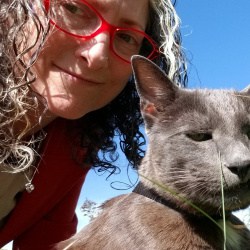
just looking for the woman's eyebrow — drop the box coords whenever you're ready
[119,18,146,30]
[90,0,112,12]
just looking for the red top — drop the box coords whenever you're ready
[0,119,90,249]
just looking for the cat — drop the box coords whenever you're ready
[56,56,250,250]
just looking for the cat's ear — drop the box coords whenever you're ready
[132,56,178,125]
[241,84,250,94]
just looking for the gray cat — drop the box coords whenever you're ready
[56,56,250,250]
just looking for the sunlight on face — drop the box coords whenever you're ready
[29,0,149,120]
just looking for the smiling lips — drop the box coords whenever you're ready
[54,64,103,85]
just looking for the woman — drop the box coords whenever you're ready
[0,0,187,249]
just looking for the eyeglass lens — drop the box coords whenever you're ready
[49,0,155,62]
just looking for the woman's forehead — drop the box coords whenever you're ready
[87,0,149,30]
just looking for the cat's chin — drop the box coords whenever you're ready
[223,181,250,211]
[248,180,250,188]
[240,179,250,190]
[227,179,250,194]
[185,181,250,215]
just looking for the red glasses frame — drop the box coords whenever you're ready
[43,0,159,63]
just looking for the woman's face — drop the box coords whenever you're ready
[30,0,149,120]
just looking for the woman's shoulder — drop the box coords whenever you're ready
[0,169,26,225]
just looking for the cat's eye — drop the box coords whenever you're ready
[186,133,212,142]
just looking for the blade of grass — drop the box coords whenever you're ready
[218,151,226,250]
[139,173,224,232]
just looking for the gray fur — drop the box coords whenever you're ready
[56,56,250,250]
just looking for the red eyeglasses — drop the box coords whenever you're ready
[44,0,159,63]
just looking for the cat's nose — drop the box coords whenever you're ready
[227,160,250,180]
[222,140,250,181]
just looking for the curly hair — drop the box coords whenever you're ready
[0,0,187,174]
[0,0,50,173]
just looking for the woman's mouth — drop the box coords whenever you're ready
[53,64,102,85]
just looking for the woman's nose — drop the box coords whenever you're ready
[76,33,110,70]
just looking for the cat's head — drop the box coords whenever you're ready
[132,56,250,215]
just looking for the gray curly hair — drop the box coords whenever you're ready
[0,0,186,173]
[150,0,186,82]
[0,0,49,172]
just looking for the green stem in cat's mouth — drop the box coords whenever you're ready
[139,173,224,232]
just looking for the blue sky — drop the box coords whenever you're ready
[76,0,250,230]
[176,0,250,90]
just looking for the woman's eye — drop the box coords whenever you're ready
[117,33,138,45]
[63,3,80,14]
[186,133,212,142]
[62,2,90,17]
